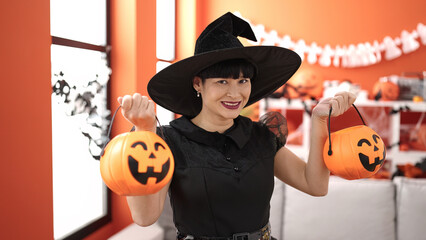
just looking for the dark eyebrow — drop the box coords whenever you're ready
[357,139,371,147]
[155,142,165,151]
[131,141,147,150]
[372,134,380,143]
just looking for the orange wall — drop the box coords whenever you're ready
[0,0,157,239]
[85,0,158,239]
[0,0,53,239]
[196,0,426,93]
[1,1,424,239]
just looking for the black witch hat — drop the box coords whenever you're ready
[148,12,301,117]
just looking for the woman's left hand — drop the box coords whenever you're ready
[312,91,357,121]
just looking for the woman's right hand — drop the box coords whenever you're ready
[117,93,157,132]
[117,94,170,226]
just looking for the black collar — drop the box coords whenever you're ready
[170,115,253,149]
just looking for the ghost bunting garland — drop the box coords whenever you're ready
[235,12,425,68]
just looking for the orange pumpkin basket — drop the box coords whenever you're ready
[100,106,174,196]
[323,104,386,180]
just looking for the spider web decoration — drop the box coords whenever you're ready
[51,47,111,161]
[51,45,112,239]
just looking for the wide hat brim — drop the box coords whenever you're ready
[148,45,301,117]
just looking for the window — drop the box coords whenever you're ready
[156,0,176,123]
[50,1,111,239]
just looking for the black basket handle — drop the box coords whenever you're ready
[327,104,366,156]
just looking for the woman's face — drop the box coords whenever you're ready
[194,75,251,121]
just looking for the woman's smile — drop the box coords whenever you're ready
[221,101,241,110]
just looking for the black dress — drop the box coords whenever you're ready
[159,115,283,237]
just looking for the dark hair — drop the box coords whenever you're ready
[196,59,256,82]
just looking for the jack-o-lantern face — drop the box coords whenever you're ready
[357,134,386,172]
[128,140,171,184]
[100,131,174,196]
[285,69,323,100]
[373,81,399,101]
[323,125,386,180]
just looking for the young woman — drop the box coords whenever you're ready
[117,12,356,240]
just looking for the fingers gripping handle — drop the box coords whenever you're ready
[100,106,165,157]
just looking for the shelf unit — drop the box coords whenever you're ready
[259,98,426,171]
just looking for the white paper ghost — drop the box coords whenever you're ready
[262,30,279,46]
[346,44,358,68]
[279,35,294,49]
[294,39,307,61]
[356,43,370,67]
[341,46,349,68]
[383,36,402,60]
[401,30,420,54]
[364,42,377,65]
[319,44,333,67]
[250,24,266,45]
[373,41,382,63]
[417,23,426,45]
[307,42,321,64]
[333,45,344,67]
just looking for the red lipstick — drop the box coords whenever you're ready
[221,101,241,110]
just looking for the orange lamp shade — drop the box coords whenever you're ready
[100,131,174,196]
[323,125,386,180]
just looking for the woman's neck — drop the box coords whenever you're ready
[190,114,234,133]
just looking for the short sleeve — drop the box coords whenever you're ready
[259,111,288,151]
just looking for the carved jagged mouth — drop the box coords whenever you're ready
[128,156,170,184]
[359,150,385,172]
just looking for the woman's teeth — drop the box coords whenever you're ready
[223,102,238,106]
[222,101,240,109]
